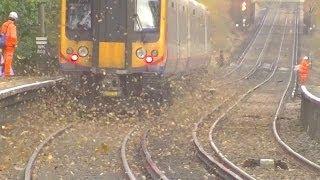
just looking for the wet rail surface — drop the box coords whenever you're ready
[0,78,69,179]
[2,2,319,180]
[194,4,290,178]
[120,2,320,180]
[198,3,319,179]
[22,97,160,179]
[119,6,274,180]
[0,79,149,179]
[119,2,286,179]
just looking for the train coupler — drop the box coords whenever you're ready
[100,75,122,97]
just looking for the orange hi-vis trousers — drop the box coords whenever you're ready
[299,73,308,85]
[3,47,15,77]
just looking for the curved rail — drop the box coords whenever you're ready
[223,8,270,79]
[141,131,169,180]
[121,129,137,180]
[24,124,73,180]
[207,17,288,179]
[221,7,280,87]
[192,120,242,179]
[272,11,320,173]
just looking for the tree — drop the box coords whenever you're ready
[0,0,60,73]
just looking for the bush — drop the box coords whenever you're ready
[0,0,60,74]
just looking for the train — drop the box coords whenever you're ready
[59,0,212,98]
[230,0,255,30]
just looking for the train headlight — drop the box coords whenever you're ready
[78,46,89,57]
[151,50,159,57]
[66,48,73,55]
[136,48,147,59]
[71,54,79,61]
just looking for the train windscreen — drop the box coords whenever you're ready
[134,0,160,32]
[66,0,92,40]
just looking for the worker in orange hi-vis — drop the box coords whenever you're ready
[294,56,312,85]
[0,12,18,78]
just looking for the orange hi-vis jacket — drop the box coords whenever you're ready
[1,20,17,77]
[298,59,311,84]
[1,20,17,48]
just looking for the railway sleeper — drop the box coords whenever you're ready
[243,158,288,170]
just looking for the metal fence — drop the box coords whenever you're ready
[300,86,320,140]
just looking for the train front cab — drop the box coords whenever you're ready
[230,0,255,30]
[59,0,167,96]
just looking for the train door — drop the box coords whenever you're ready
[176,1,189,73]
[164,0,179,75]
[175,0,181,73]
[92,0,127,70]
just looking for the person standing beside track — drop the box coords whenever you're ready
[295,56,312,85]
[217,50,225,67]
[0,12,18,78]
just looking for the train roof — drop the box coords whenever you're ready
[189,0,207,10]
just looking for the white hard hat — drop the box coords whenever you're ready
[9,12,18,20]
[303,56,310,60]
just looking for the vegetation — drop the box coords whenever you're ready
[198,0,234,51]
[0,0,60,74]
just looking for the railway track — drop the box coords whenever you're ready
[119,4,286,180]
[272,6,320,173]
[0,77,79,179]
[193,8,289,178]
[0,77,128,179]
[23,120,140,179]
[193,3,319,179]
[121,127,169,180]
[221,6,280,87]
[24,124,73,180]
[21,93,163,179]
[222,7,270,79]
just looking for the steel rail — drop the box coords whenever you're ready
[223,1,281,80]
[141,131,169,180]
[219,4,281,88]
[192,93,242,179]
[24,124,73,180]
[121,129,137,180]
[222,7,270,78]
[208,17,289,179]
[121,93,235,180]
[272,9,320,173]
[291,6,300,98]
[192,120,242,180]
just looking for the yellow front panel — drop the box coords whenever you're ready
[60,0,92,67]
[60,41,93,66]
[131,0,167,68]
[99,42,125,69]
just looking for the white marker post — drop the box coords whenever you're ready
[35,37,47,55]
